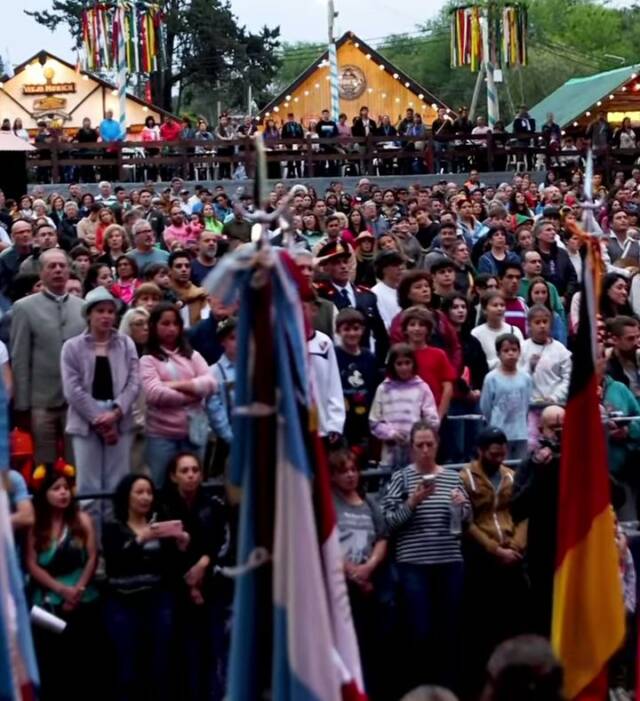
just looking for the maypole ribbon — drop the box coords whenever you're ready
[79,1,165,76]
[450,3,527,71]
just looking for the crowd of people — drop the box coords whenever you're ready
[3,166,640,700]
[23,103,640,183]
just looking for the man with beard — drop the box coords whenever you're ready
[190,231,219,286]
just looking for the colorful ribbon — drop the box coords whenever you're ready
[80,2,165,75]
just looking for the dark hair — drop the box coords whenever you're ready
[10,273,41,302]
[115,254,138,278]
[501,261,523,277]
[527,303,552,322]
[347,208,366,235]
[608,314,639,337]
[113,474,156,524]
[475,273,499,291]
[387,343,416,380]
[144,262,170,281]
[69,244,91,260]
[525,276,552,311]
[145,302,193,360]
[168,250,192,269]
[440,292,467,315]
[374,251,404,279]
[32,470,84,553]
[476,427,508,448]
[83,263,111,296]
[600,272,633,319]
[495,332,520,353]
[335,308,366,329]
[397,269,433,310]
[164,451,203,494]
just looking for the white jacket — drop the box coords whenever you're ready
[518,338,572,405]
[308,331,345,436]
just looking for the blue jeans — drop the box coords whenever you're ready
[145,435,205,487]
[104,590,174,701]
[396,561,464,692]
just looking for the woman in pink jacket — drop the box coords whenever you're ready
[140,303,216,485]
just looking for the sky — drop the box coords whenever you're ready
[2,0,449,67]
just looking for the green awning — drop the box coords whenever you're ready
[528,64,640,128]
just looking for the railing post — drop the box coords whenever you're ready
[306,134,314,178]
[486,133,494,172]
[427,132,434,174]
[51,142,60,184]
[117,142,125,183]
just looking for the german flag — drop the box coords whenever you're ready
[551,236,625,700]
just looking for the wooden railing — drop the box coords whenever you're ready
[25,132,630,184]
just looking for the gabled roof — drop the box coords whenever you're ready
[10,50,177,119]
[529,64,640,129]
[259,30,450,118]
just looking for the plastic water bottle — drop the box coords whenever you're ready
[450,491,463,537]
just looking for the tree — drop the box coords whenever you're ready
[25,0,281,113]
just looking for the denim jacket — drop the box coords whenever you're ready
[206,354,235,443]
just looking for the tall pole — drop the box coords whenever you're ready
[117,4,127,138]
[469,65,485,121]
[482,5,500,128]
[327,0,340,123]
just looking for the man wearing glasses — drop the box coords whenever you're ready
[126,219,169,276]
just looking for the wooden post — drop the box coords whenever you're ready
[51,141,60,184]
[117,142,125,183]
[306,134,314,178]
[486,132,494,172]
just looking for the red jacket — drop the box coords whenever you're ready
[160,121,182,141]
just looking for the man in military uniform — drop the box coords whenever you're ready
[315,240,389,365]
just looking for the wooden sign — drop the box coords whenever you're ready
[23,83,76,95]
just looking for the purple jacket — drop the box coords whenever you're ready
[61,330,141,436]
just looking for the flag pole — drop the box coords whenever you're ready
[117,3,127,139]
[327,0,340,124]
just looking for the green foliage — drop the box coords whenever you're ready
[25,0,281,113]
[272,0,640,124]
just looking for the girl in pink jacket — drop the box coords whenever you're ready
[140,303,215,485]
[369,343,440,470]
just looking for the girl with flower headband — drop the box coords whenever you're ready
[25,460,100,701]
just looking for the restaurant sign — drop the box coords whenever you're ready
[23,83,76,95]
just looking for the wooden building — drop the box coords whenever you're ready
[259,31,451,127]
[0,50,173,136]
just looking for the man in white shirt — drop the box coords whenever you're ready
[371,251,405,330]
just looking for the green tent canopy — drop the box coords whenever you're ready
[528,64,640,129]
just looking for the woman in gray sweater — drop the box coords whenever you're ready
[61,287,140,534]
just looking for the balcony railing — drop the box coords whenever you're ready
[25,132,629,184]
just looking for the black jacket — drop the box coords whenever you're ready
[535,242,577,299]
[513,116,536,136]
[606,352,640,393]
[351,117,377,138]
[281,121,304,140]
[317,281,389,366]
